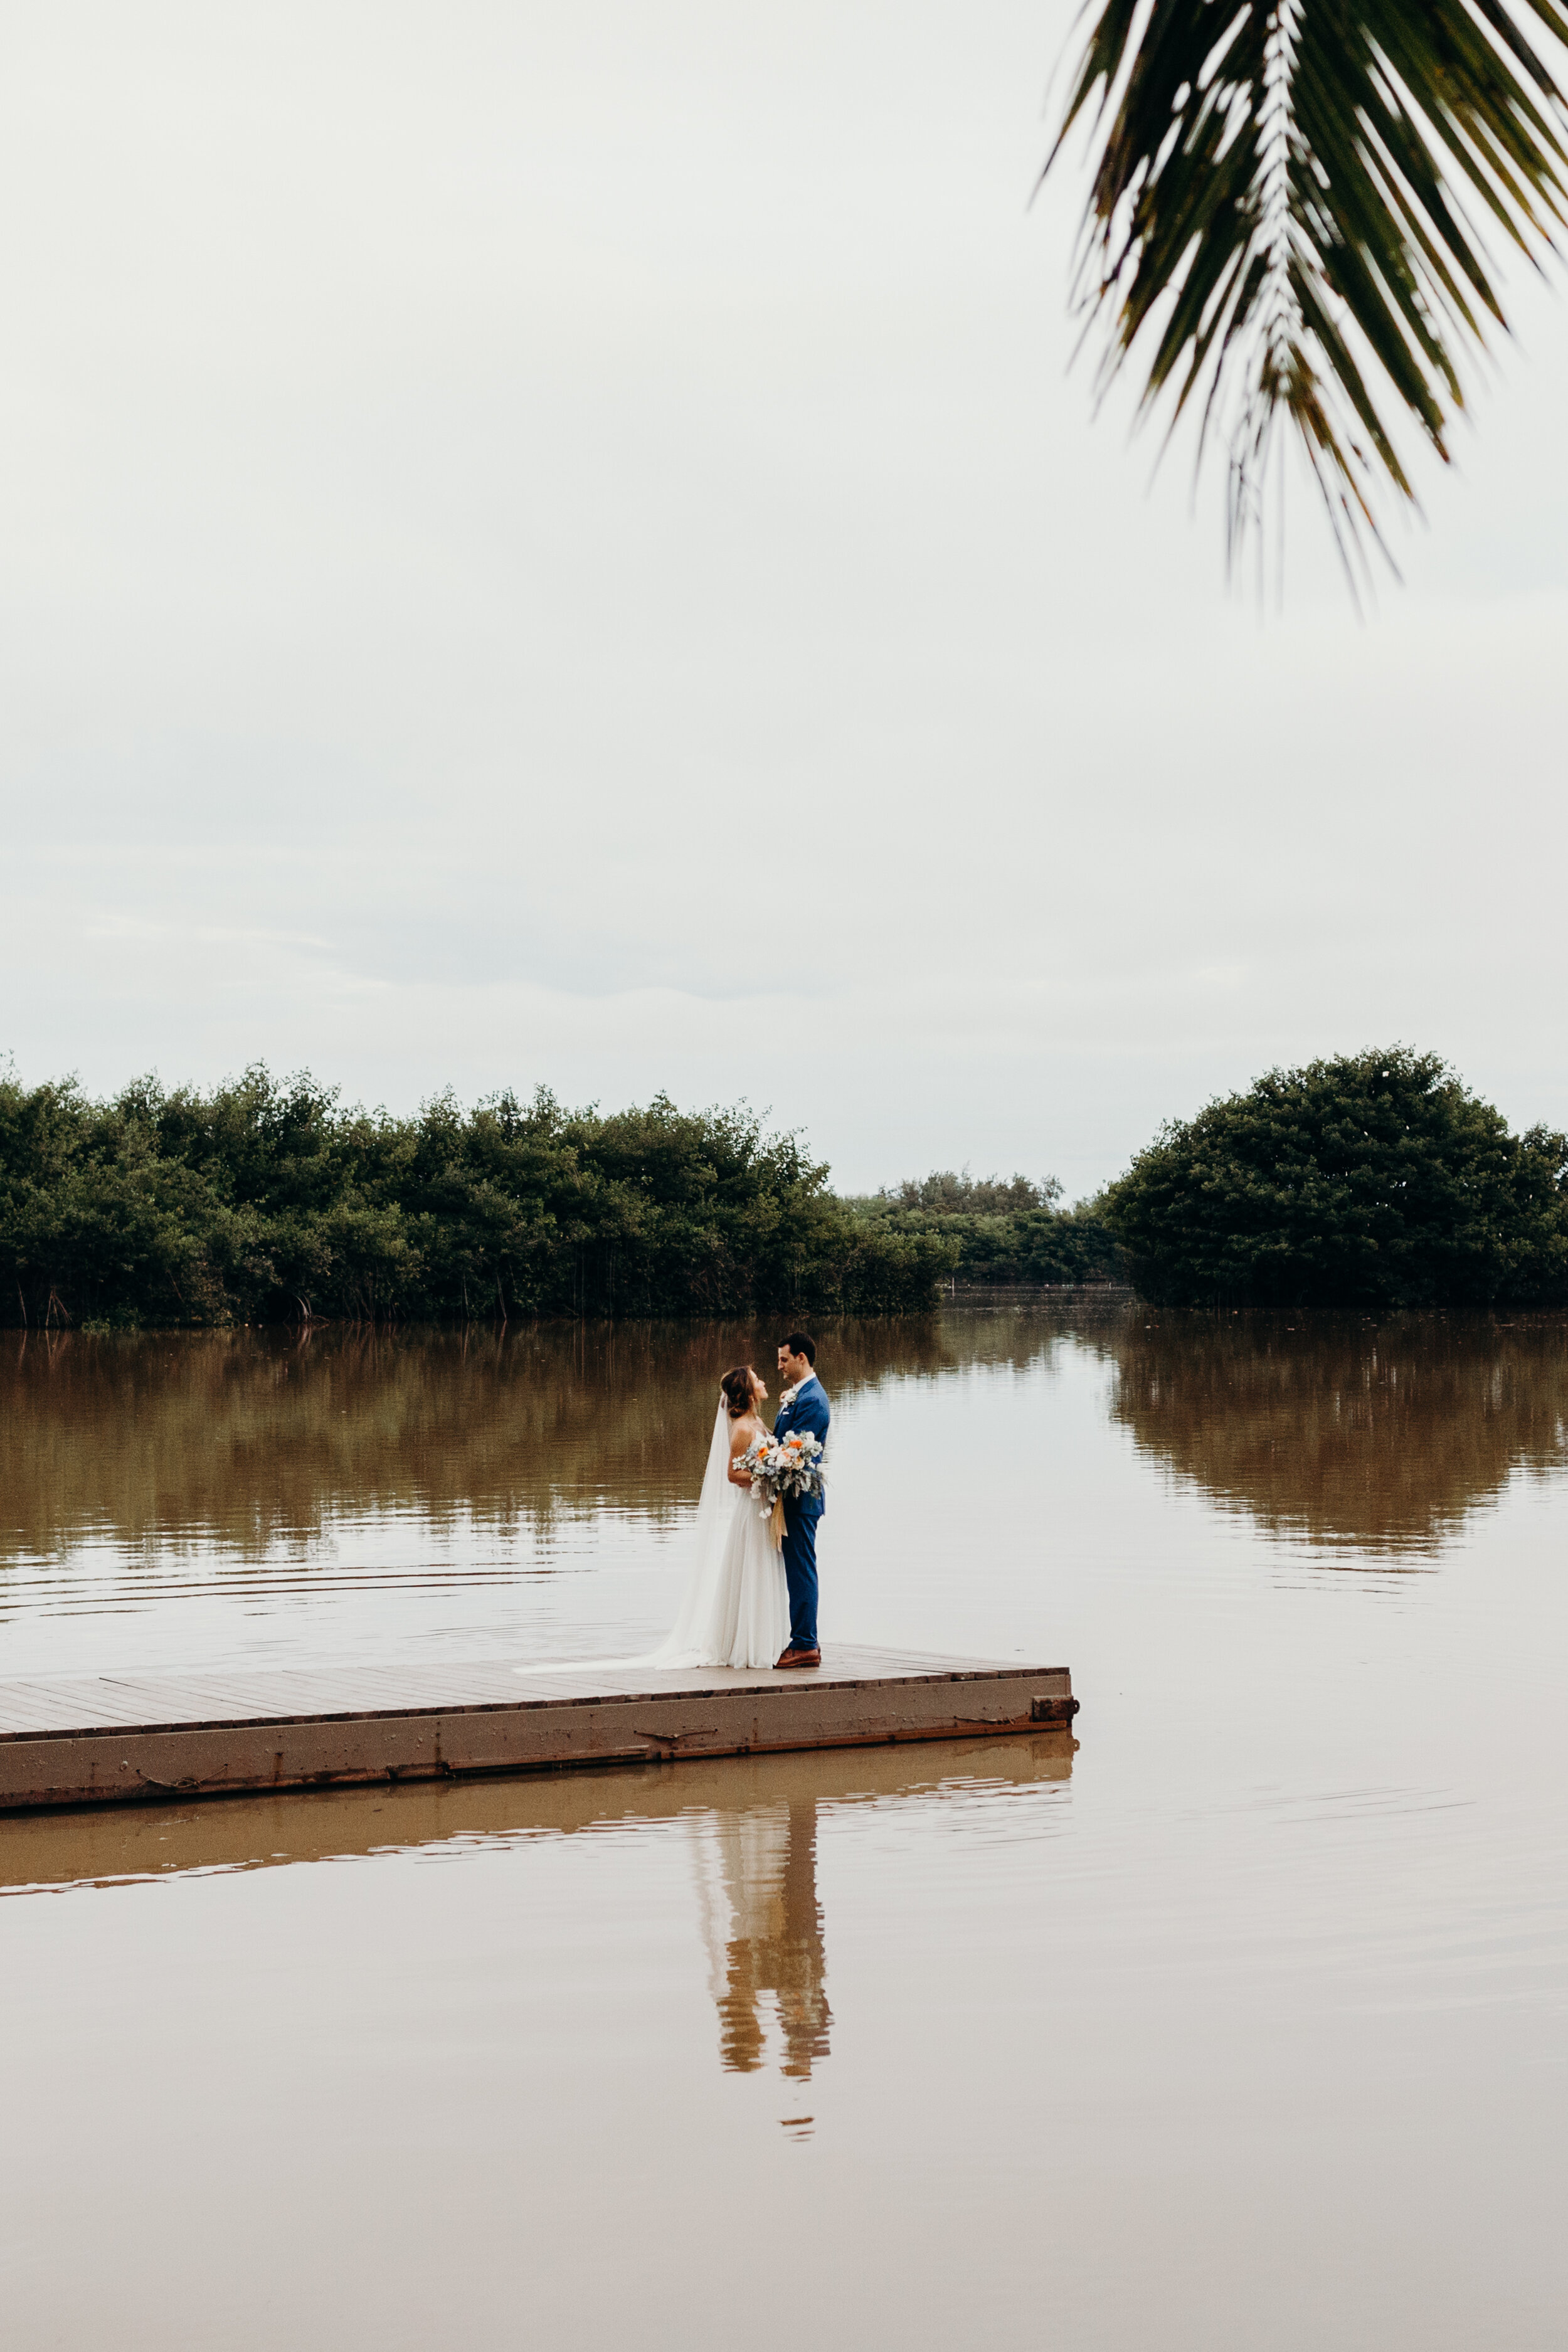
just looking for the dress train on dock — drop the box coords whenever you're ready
[522,1404,788,1677]
[648,1405,788,1670]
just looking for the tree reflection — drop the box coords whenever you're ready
[1100,1312,1568,1552]
[0,1312,1074,1561]
[11,1300,1560,1567]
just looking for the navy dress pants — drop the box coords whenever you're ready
[780,1503,821,1652]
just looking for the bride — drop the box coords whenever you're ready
[649,1365,790,1671]
[524,1363,790,1679]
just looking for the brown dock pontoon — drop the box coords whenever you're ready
[0,1647,1079,1813]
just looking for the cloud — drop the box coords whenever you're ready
[2,1,1565,1196]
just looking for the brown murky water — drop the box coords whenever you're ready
[3,1304,1567,2349]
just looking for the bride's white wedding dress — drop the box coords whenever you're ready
[526,1403,788,1677]
[649,1406,789,1671]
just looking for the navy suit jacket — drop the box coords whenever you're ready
[773,1376,829,1518]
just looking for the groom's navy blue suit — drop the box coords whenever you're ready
[773,1374,829,1653]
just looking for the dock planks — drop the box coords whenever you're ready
[0,1648,1079,1813]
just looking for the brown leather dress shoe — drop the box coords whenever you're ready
[775,1646,822,1669]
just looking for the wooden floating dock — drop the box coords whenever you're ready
[0,1648,1079,1813]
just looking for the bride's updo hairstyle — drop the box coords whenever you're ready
[719,1366,755,1419]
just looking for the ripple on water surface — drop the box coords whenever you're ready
[3,1308,1568,2349]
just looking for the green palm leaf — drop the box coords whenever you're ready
[1043,0,1568,580]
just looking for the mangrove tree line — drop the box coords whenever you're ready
[0,1066,968,1327]
[1100,1048,1568,1308]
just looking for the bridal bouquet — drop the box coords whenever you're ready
[739,1430,825,1549]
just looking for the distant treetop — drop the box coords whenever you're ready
[879,1168,1063,1218]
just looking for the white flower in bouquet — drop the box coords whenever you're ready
[738,1429,826,1545]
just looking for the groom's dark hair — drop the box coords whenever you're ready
[781,1330,816,1365]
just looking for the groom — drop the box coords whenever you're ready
[773,1331,829,1669]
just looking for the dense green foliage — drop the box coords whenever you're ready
[845,1168,1124,1288]
[1102,1049,1568,1308]
[18,1044,1550,1325]
[0,1068,958,1328]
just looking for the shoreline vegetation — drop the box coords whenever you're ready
[1103,1049,1568,1311]
[4,1047,1564,1329]
[0,1065,1118,1330]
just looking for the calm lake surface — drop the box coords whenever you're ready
[4,1302,1566,2349]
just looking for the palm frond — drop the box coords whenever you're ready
[1042,0,1568,583]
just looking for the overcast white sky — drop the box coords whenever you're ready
[3,1,1565,1199]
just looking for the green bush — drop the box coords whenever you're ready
[0,1067,958,1327]
[1101,1047,1568,1308]
[844,1166,1124,1287]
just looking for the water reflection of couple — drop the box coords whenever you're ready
[693,1796,831,2080]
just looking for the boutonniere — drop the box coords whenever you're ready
[780,1384,800,1407]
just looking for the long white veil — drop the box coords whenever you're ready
[645,1403,736,1668]
[525,1401,738,1674]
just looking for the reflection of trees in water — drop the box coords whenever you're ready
[696,1800,831,2080]
[0,1309,1094,1561]
[1098,1313,1568,1552]
[18,1299,1559,1564]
